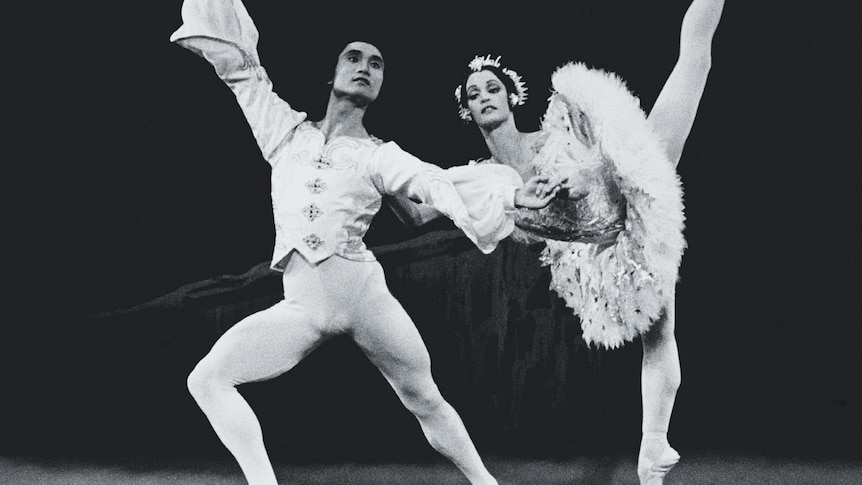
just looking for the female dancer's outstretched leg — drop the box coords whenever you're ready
[648,0,725,168]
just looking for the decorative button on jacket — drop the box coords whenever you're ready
[302,234,324,251]
[305,178,327,194]
[301,204,323,222]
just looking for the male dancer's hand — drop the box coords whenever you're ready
[515,174,562,209]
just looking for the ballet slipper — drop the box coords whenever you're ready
[637,446,680,485]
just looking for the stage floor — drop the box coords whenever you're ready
[2,453,860,484]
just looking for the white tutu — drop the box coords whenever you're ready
[532,62,686,349]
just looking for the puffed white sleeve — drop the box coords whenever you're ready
[369,142,523,254]
[170,0,307,165]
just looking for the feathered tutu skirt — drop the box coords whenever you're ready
[517,62,686,349]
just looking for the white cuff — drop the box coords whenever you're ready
[504,185,518,212]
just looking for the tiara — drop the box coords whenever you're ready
[454,55,529,121]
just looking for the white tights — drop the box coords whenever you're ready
[639,0,724,474]
[187,254,496,485]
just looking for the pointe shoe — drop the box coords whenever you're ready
[637,446,680,485]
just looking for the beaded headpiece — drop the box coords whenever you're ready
[454,55,529,121]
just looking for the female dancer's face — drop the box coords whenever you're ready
[465,70,511,127]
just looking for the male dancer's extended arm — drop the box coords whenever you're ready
[170,0,306,164]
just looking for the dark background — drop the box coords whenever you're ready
[4,0,860,469]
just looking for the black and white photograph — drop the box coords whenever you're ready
[4,1,860,483]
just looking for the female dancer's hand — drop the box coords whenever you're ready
[556,167,593,200]
[515,174,562,209]
[553,139,601,200]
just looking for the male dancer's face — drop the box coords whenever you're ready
[331,41,384,105]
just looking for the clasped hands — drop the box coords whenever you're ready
[514,171,589,209]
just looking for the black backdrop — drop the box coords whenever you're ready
[4,0,860,465]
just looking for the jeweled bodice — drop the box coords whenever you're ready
[510,130,626,244]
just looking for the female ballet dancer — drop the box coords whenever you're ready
[451,1,725,483]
